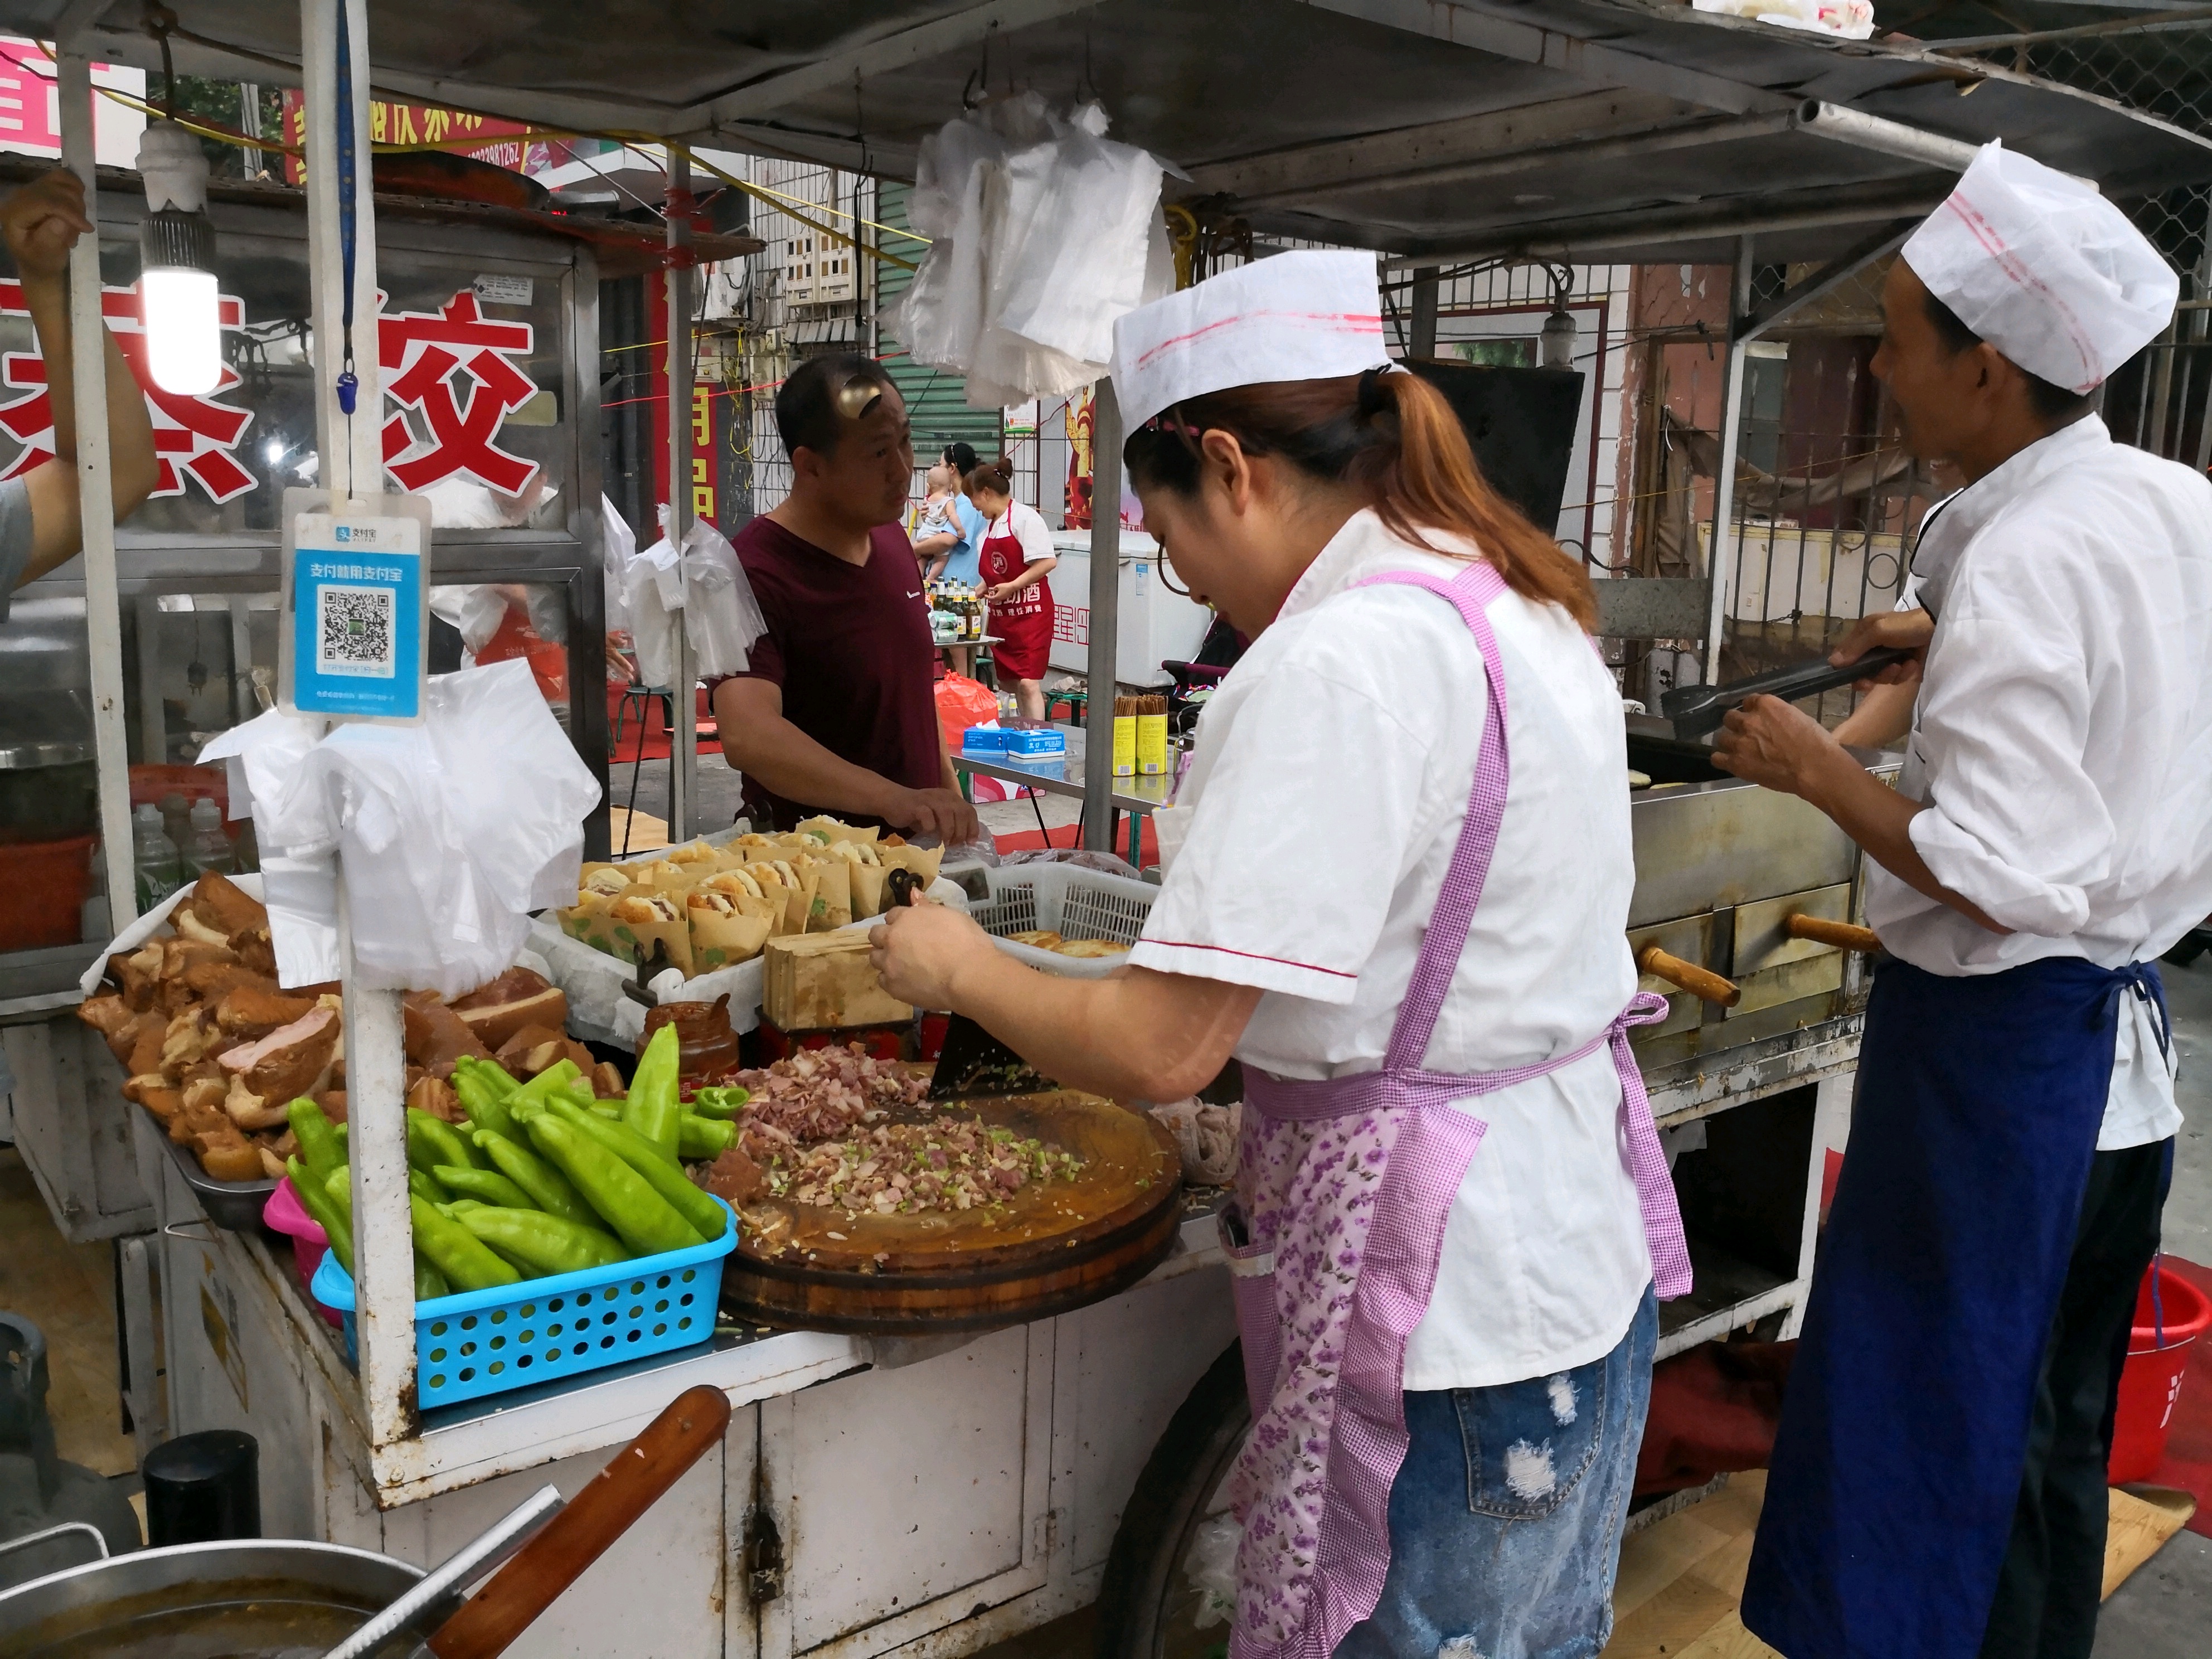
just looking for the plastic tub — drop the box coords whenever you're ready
[311,1196,738,1410]
[2107,1260,2212,1483]
[0,834,94,951]
[969,862,1156,979]
[261,1180,342,1328]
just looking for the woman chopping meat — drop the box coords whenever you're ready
[964,457,1058,721]
[872,250,1687,1657]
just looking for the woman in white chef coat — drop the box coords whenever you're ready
[873,250,1688,1657]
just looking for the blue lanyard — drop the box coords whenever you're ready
[333,1,360,420]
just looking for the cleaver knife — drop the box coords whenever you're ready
[883,867,1057,1100]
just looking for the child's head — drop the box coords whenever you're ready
[925,462,955,495]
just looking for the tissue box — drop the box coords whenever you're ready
[1002,729,1066,756]
[962,726,1009,754]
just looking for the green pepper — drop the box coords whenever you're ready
[287,1154,353,1277]
[407,1107,486,1174]
[510,1059,582,1112]
[623,1023,682,1160]
[464,1055,523,1097]
[678,1114,736,1161]
[454,1205,629,1276]
[333,1122,348,1154]
[287,1098,346,1185]
[409,1194,521,1291]
[687,1085,749,1120]
[415,1257,451,1301]
[523,1114,704,1257]
[474,1129,598,1228]
[452,1061,518,1142]
[547,1099,728,1242]
[591,1103,622,1120]
[408,1166,454,1206]
[433,1164,536,1210]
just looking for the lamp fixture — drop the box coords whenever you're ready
[136,119,221,395]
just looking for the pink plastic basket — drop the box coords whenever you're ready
[263,1178,342,1328]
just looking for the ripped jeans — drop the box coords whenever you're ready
[1337,1288,1658,1659]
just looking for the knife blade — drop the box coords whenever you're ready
[882,867,1057,1101]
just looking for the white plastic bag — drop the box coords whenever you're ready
[621,526,685,689]
[601,493,637,637]
[632,508,768,680]
[1184,1513,1240,1629]
[886,95,1170,407]
[233,661,601,997]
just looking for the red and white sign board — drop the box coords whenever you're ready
[0,38,147,168]
[0,282,546,506]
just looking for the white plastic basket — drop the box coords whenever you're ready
[966,862,1157,979]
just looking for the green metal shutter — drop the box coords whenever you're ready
[876,181,1003,458]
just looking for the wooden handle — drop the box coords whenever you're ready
[1785,913,1881,953]
[427,1384,731,1659]
[1637,944,1741,1008]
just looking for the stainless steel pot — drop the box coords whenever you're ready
[0,1536,458,1658]
[0,739,98,845]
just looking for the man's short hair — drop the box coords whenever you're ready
[1921,285,2097,425]
[777,353,899,458]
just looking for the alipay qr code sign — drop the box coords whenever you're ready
[284,507,428,721]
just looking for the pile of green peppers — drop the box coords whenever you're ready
[280,1023,750,1304]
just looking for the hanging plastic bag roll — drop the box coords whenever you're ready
[673,513,767,678]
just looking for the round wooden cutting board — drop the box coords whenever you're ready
[721,1084,1185,1334]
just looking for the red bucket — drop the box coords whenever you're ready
[0,834,94,951]
[2107,1261,2212,1483]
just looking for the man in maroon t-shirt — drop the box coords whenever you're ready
[711,355,979,842]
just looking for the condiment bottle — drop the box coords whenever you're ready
[132,803,183,911]
[183,798,234,875]
[639,992,740,1079]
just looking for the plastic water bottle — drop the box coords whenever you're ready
[182,797,234,876]
[132,803,183,912]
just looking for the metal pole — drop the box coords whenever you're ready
[305,0,414,1456]
[1703,239,1755,686]
[1082,379,1123,855]
[667,150,696,842]
[1409,266,1438,359]
[54,50,136,930]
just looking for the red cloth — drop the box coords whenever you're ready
[710,517,940,830]
[979,520,1054,681]
[1634,1339,1797,1500]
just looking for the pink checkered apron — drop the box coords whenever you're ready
[1216,560,1693,1658]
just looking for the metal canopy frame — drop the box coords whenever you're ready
[16,0,2212,1503]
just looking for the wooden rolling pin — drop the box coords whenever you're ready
[1636,944,1741,1007]
[1784,913,1882,953]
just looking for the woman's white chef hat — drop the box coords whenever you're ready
[1108,249,1390,432]
[1901,141,2177,396]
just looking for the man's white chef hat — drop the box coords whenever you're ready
[1901,140,2177,396]
[1108,249,1390,432]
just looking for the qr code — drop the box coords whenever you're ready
[316,584,395,678]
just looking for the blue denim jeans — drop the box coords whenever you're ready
[1337,1287,1658,1659]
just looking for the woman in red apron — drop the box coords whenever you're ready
[964,459,1058,721]
[873,251,1687,1657]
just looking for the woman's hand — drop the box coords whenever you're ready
[2,169,93,287]
[870,901,1000,1010]
[982,581,1014,604]
[1711,693,1851,803]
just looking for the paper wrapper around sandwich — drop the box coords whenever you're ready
[687,894,774,970]
[796,816,880,846]
[849,863,889,918]
[804,861,853,932]
[599,904,694,977]
[744,865,812,937]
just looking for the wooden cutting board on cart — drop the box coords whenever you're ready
[721,1078,1185,1334]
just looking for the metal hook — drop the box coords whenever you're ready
[163,1218,221,1244]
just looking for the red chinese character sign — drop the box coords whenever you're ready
[0,281,546,507]
[377,290,542,497]
[0,279,256,502]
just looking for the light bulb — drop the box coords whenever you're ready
[140,266,222,394]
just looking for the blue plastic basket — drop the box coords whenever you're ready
[310,1197,738,1409]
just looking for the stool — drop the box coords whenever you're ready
[1046,688,1088,722]
[612,683,677,758]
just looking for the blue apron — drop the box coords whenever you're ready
[1742,953,2168,1659]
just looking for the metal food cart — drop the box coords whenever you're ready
[2,3,2206,1656]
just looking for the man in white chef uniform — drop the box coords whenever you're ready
[1714,142,2210,1659]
